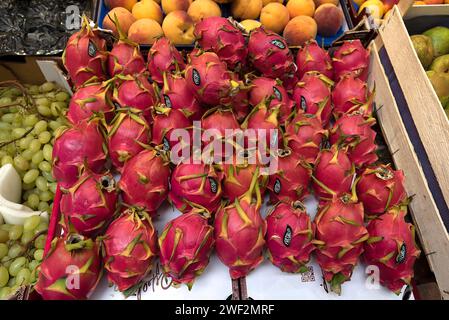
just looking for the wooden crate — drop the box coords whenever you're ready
[375,5,449,299]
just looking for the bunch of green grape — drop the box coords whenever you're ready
[0,214,48,299]
[0,82,70,213]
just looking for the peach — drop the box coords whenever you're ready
[239,19,262,32]
[231,0,263,20]
[105,0,137,11]
[162,10,195,45]
[260,3,290,33]
[382,0,399,11]
[187,0,222,23]
[353,0,366,6]
[132,0,163,24]
[314,4,343,37]
[286,0,316,18]
[314,0,339,6]
[162,0,192,13]
[358,0,384,19]
[103,7,136,35]
[263,0,284,5]
[128,18,163,44]
[283,15,317,46]
[153,0,161,3]
[213,0,233,3]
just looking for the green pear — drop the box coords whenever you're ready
[411,35,434,70]
[423,26,449,57]
[426,70,449,108]
[430,54,449,74]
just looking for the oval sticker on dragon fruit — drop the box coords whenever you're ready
[88,40,97,58]
[163,95,172,108]
[271,39,286,50]
[113,101,121,110]
[396,243,407,264]
[273,86,282,101]
[208,177,218,193]
[273,178,281,194]
[192,69,201,86]
[163,137,170,151]
[300,96,307,111]
[283,225,293,247]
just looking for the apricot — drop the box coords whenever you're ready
[162,0,192,13]
[286,0,316,18]
[132,0,163,24]
[105,0,137,11]
[231,0,263,20]
[314,0,339,6]
[283,15,317,46]
[263,0,284,5]
[162,10,195,45]
[103,7,136,35]
[260,3,290,34]
[314,4,343,37]
[239,19,262,32]
[187,0,222,23]
[128,18,163,44]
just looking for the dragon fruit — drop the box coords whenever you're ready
[103,207,158,293]
[114,74,157,122]
[62,15,107,88]
[147,37,185,84]
[267,149,312,204]
[332,75,374,118]
[160,72,202,120]
[296,40,333,80]
[108,31,146,77]
[329,113,378,168]
[215,168,266,279]
[232,87,251,123]
[67,82,114,124]
[314,193,369,294]
[35,234,102,300]
[332,40,370,82]
[356,164,407,218]
[52,119,107,189]
[284,111,328,164]
[185,51,240,106]
[248,77,295,124]
[247,27,296,79]
[169,160,224,215]
[266,201,315,273]
[194,17,247,70]
[61,171,118,236]
[119,149,171,216]
[312,146,355,201]
[364,206,420,294]
[293,71,334,126]
[107,110,150,170]
[159,209,214,289]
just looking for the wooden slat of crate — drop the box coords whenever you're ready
[376,6,449,299]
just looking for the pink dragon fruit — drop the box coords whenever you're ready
[159,209,214,289]
[169,160,224,215]
[35,234,102,300]
[312,146,355,201]
[332,75,374,118]
[329,113,378,168]
[364,206,420,294]
[62,16,107,88]
[108,34,146,77]
[67,82,114,124]
[296,40,333,80]
[314,193,369,294]
[147,37,186,84]
[248,77,295,124]
[215,168,266,279]
[119,149,171,216]
[332,40,370,82]
[284,111,328,164]
[160,72,202,120]
[266,201,315,273]
[60,171,118,236]
[114,74,158,122]
[103,207,158,293]
[267,149,312,204]
[281,73,300,92]
[292,71,334,126]
[247,27,296,79]
[356,164,407,218]
[52,119,107,189]
[185,51,241,106]
[231,87,251,123]
[107,110,150,170]
[194,17,247,70]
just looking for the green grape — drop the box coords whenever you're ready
[0,266,8,288]
[5,144,15,156]
[39,190,52,202]
[37,106,52,117]
[38,202,50,212]
[18,135,33,150]
[7,278,14,288]
[48,182,57,194]
[11,128,26,139]
[0,230,8,243]
[1,156,13,166]
[35,221,48,235]
[33,249,44,261]
[21,149,33,161]
[41,171,55,183]
[31,151,44,165]
[0,243,7,259]
[1,113,14,123]
[29,85,40,94]
[0,122,11,130]
[24,216,41,232]
[38,161,52,173]
[0,131,10,142]
[55,91,70,102]
[13,155,29,171]
[0,224,12,231]
[48,120,61,131]
[22,183,35,192]
[20,231,34,245]
[29,139,42,153]
[23,114,39,127]
[0,151,6,159]
[8,244,23,259]
[40,82,56,93]
[42,144,53,162]
[28,260,39,272]
[0,96,12,106]
[29,163,38,170]
[35,97,50,107]
[0,287,11,299]
[34,235,46,249]
[27,194,40,209]
[15,268,30,285]
[34,120,48,134]
[1,256,11,269]
[8,225,23,241]
[38,131,51,144]
[23,169,39,184]
[35,176,48,192]
[9,257,27,277]
[50,102,65,117]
